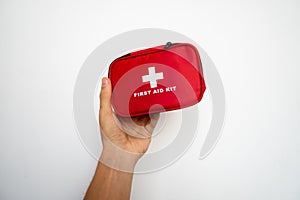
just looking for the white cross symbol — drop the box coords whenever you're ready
[142,67,164,88]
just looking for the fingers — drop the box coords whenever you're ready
[149,113,160,123]
[147,113,160,131]
[99,78,113,125]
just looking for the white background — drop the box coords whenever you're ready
[1,0,300,199]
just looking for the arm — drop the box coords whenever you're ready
[84,77,159,200]
[84,161,133,200]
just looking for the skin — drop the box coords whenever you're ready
[84,77,159,200]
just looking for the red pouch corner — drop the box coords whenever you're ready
[108,42,206,117]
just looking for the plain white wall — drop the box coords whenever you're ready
[1,0,300,199]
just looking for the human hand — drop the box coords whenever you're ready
[99,77,159,171]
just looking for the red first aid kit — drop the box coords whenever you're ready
[108,42,206,117]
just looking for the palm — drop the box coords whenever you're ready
[113,113,159,154]
[101,114,159,154]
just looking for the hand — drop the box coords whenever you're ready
[99,77,159,171]
[85,77,159,199]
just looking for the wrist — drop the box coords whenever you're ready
[100,145,143,173]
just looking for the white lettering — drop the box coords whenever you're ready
[166,86,176,92]
[133,86,176,98]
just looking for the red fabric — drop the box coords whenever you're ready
[108,43,206,117]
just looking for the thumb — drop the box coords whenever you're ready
[99,77,113,122]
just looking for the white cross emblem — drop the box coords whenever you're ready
[142,67,164,88]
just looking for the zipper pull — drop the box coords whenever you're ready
[164,42,173,50]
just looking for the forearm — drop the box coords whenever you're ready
[84,158,134,200]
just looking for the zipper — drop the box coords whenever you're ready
[118,53,130,58]
[117,42,178,59]
[164,42,178,50]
